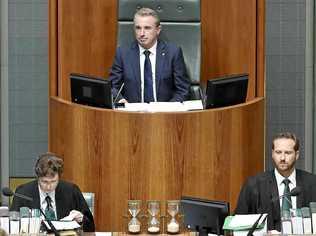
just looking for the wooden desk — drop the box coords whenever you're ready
[84,232,198,236]
[49,97,265,231]
[114,233,197,236]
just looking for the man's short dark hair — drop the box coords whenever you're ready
[35,152,64,177]
[272,132,299,151]
[134,7,160,26]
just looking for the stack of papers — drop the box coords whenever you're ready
[116,100,203,112]
[223,214,267,236]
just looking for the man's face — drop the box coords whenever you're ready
[134,15,161,49]
[272,138,299,177]
[38,174,59,193]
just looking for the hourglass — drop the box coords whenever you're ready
[167,200,180,233]
[128,200,141,233]
[147,200,160,233]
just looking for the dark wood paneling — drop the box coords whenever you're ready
[50,97,264,231]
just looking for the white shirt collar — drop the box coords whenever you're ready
[38,184,56,205]
[138,41,158,56]
[274,168,296,187]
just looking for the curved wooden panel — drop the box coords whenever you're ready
[49,97,264,231]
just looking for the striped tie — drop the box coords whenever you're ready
[282,178,292,212]
[44,195,56,220]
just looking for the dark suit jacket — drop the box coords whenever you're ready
[109,40,190,103]
[10,180,95,232]
[234,169,316,231]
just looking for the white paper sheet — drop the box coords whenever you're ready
[44,220,80,231]
[117,100,203,112]
[229,214,266,228]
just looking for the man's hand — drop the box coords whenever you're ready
[268,230,281,234]
[118,98,128,103]
[68,210,84,223]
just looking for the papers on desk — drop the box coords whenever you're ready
[43,220,80,231]
[95,232,112,236]
[223,214,267,236]
[117,100,203,112]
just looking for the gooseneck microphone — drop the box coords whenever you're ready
[113,82,125,105]
[2,187,60,236]
[246,213,267,236]
[247,186,302,236]
[2,187,33,201]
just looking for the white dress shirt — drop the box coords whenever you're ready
[139,41,158,102]
[38,185,57,219]
[274,168,297,209]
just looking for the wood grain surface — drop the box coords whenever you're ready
[49,97,264,231]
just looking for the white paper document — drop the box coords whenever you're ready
[44,220,80,231]
[119,102,149,112]
[60,214,75,222]
[229,214,266,228]
[117,100,203,112]
[95,232,112,236]
[224,214,268,236]
[147,102,186,112]
[183,100,204,110]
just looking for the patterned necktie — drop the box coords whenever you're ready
[44,195,56,220]
[143,50,154,102]
[282,178,292,212]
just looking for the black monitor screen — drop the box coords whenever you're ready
[70,73,113,109]
[181,196,230,236]
[205,73,248,109]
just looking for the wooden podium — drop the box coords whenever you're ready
[49,96,264,231]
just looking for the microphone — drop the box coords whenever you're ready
[2,187,60,236]
[271,186,302,202]
[198,86,205,103]
[2,187,33,201]
[113,82,125,105]
[247,186,302,236]
[247,213,267,236]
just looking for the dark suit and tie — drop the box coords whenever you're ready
[110,40,190,103]
[235,132,316,232]
[235,169,316,231]
[10,180,95,232]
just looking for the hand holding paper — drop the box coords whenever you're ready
[61,210,83,223]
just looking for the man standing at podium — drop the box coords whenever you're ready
[11,152,95,232]
[109,7,190,103]
[235,132,316,232]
